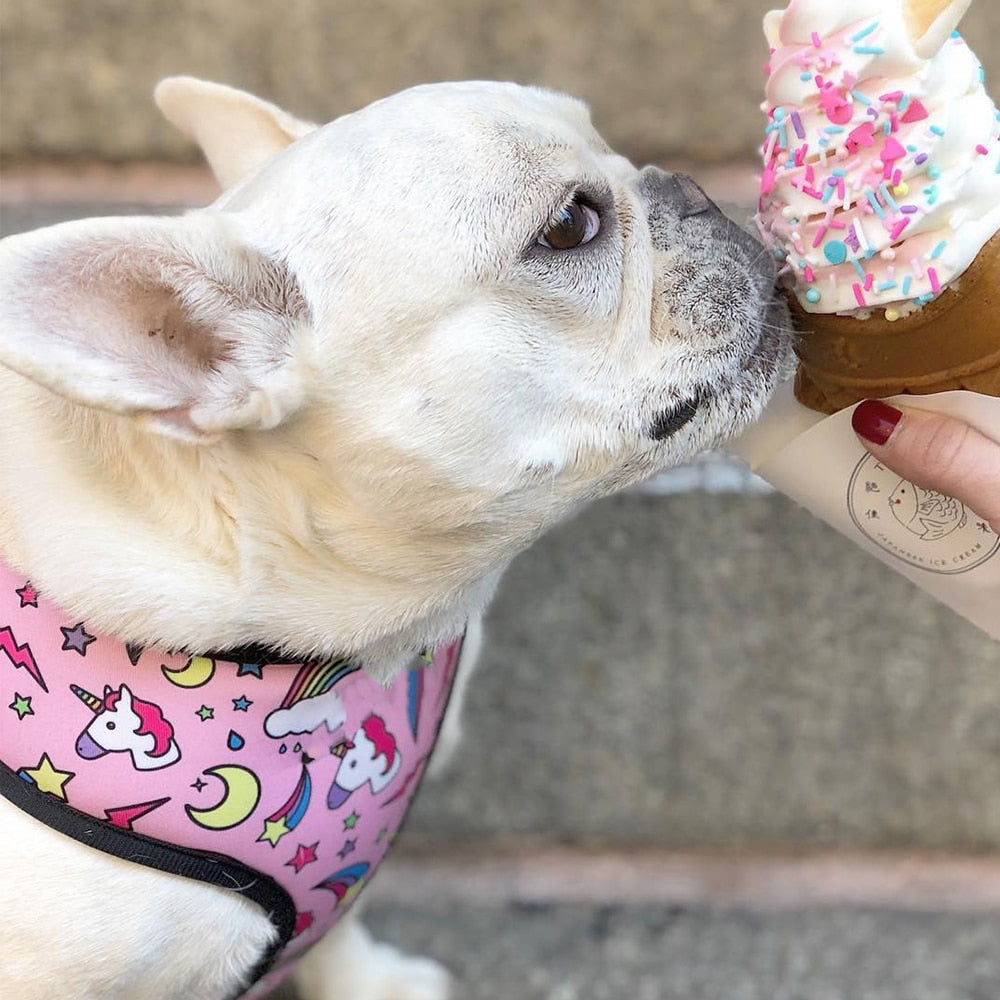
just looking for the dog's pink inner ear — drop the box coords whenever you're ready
[0,214,310,440]
[158,300,216,360]
[129,288,232,374]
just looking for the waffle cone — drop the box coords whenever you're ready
[791,232,1000,414]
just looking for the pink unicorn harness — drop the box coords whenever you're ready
[0,559,461,996]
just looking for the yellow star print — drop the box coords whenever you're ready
[257,816,291,847]
[24,753,74,800]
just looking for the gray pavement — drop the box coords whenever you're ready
[266,901,1000,1000]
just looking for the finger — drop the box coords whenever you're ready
[851,399,1000,535]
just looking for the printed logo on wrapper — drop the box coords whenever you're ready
[847,455,1000,575]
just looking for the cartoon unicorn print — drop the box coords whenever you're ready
[71,683,181,771]
[327,714,400,809]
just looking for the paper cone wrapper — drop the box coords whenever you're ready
[791,233,1000,414]
[727,384,1000,640]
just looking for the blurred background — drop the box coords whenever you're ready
[3,2,1000,998]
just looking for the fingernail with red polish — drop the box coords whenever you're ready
[851,399,902,446]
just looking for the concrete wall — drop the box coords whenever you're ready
[405,491,1000,852]
[2,0,999,166]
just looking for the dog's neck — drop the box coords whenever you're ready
[0,379,503,680]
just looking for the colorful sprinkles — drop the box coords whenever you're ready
[759,16,1000,317]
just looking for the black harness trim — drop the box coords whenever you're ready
[0,763,296,994]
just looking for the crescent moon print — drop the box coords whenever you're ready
[185,764,261,830]
[161,655,216,689]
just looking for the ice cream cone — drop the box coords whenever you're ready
[756,0,1000,415]
[792,232,1000,413]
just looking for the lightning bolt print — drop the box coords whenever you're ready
[0,626,48,692]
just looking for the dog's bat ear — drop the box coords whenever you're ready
[155,77,317,191]
[0,214,312,443]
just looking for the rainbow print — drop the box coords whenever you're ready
[406,667,423,739]
[277,658,360,711]
[264,658,362,738]
[258,762,312,846]
[313,861,370,904]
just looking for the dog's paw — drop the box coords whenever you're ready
[293,916,450,1000]
[363,945,451,1000]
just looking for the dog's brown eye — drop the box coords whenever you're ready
[539,200,600,250]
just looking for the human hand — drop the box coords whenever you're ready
[851,399,1000,536]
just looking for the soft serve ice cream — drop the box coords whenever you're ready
[757,0,1000,320]
[728,0,1000,638]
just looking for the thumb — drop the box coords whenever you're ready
[851,399,1000,535]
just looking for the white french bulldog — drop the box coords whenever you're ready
[0,78,793,1000]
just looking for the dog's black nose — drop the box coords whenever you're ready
[640,166,717,220]
[639,165,770,271]
[665,173,714,219]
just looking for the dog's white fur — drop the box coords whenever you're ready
[0,78,792,999]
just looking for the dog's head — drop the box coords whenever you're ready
[0,79,793,657]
